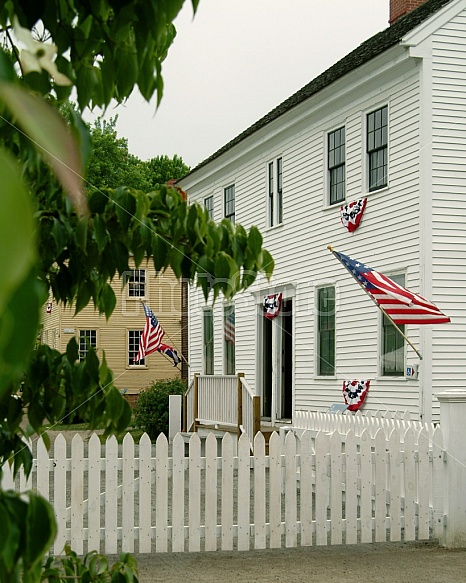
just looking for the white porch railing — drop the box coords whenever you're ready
[184,373,261,447]
[186,374,239,431]
[239,375,261,450]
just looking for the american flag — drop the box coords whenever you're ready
[224,308,235,344]
[157,343,181,367]
[133,304,165,362]
[331,249,450,325]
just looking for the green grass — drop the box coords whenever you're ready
[44,420,145,443]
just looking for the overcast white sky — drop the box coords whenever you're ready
[90,1,390,168]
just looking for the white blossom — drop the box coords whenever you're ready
[13,17,71,86]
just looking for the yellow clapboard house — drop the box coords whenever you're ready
[41,260,185,404]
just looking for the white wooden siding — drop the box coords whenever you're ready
[186,63,425,419]
[431,9,466,410]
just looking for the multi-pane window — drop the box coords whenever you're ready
[367,106,388,191]
[204,195,214,219]
[328,127,345,205]
[203,308,214,375]
[224,185,235,223]
[127,269,146,297]
[128,330,144,365]
[317,287,335,376]
[268,157,283,227]
[224,305,235,375]
[79,329,97,361]
[381,273,405,376]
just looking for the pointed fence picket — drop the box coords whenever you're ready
[2,422,445,555]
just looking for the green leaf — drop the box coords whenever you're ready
[170,246,183,279]
[261,248,274,280]
[66,337,79,363]
[88,189,109,214]
[75,216,89,251]
[105,386,124,421]
[152,235,168,272]
[0,502,12,561]
[93,214,109,253]
[75,281,92,314]
[51,218,66,253]
[0,149,36,314]
[99,283,116,319]
[114,187,136,232]
[99,351,112,386]
[247,225,263,257]
[0,49,16,82]
[0,494,22,573]
[115,46,138,99]
[0,83,87,217]
[0,269,45,399]
[23,493,57,576]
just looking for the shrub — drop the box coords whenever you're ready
[133,378,186,439]
[42,545,139,582]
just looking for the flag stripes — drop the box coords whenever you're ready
[134,304,165,363]
[331,249,450,325]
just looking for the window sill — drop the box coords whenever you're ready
[374,375,410,381]
[126,365,148,370]
[314,375,337,380]
[264,222,285,233]
[322,184,390,211]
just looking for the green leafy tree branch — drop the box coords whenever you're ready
[0,1,273,580]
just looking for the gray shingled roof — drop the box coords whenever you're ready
[181,0,452,179]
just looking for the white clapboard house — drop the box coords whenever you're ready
[178,0,465,426]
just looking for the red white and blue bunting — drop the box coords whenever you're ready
[340,197,367,232]
[342,379,370,411]
[263,293,282,319]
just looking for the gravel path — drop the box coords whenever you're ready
[128,542,466,583]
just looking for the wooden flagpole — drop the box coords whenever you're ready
[327,246,423,360]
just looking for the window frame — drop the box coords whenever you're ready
[203,308,214,375]
[128,329,145,366]
[316,286,336,376]
[223,304,235,375]
[367,105,388,192]
[126,269,146,298]
[204,195,214,220]
[327,127,346,206]
[224,184,235,223]
[267,157,283,227]
[380,272,405,377]
[78,329,97,361]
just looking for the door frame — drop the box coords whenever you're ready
[254,284,296,424]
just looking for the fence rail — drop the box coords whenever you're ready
[2,424,444,555]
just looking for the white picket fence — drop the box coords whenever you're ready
[2,422,444,555]
[291,409,435,441]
